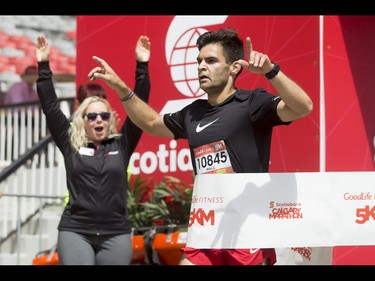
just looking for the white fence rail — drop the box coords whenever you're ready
[0,99,73,243]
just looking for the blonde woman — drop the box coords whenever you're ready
[36,34,150,265]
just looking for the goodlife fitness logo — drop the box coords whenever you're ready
[129,16,228,177]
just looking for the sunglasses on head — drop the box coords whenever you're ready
[85,112,111,121]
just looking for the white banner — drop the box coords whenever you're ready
[186,172,375,249]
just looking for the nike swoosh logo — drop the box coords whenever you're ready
[249,248,260,254]
[196,118,220,133]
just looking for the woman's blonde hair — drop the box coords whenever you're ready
[70,96,121,152]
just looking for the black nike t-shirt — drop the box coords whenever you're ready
[163,88,291,174]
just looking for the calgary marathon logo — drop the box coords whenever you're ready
[268,201,303,219]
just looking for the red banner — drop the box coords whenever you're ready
[76,15,320,184]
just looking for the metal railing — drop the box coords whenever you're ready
[0,98,74,264]
[0,193,64,264]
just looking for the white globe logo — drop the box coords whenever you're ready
[169,28,206,98]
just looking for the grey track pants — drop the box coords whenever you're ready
[57,230,132,265]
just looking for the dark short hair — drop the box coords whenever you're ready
[196,27,244,64]
[77,83,107,105]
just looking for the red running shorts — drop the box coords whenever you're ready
[181,247,276,265]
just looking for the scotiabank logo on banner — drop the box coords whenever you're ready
[268,200,304,219]
[130,16,228,179]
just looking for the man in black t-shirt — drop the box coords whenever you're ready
[89,28,313,266]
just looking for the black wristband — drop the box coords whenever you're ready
[264,62,280,80]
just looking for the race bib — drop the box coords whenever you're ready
[193,140,233,175]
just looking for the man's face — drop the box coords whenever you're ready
[22,66,38,85]
[197,43,231,94]
[22,74,38,85]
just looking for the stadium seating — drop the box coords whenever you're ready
[0,16,76,93]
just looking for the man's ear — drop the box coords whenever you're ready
[230,61,241,76]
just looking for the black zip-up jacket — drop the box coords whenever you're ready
[37,61,150,235]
